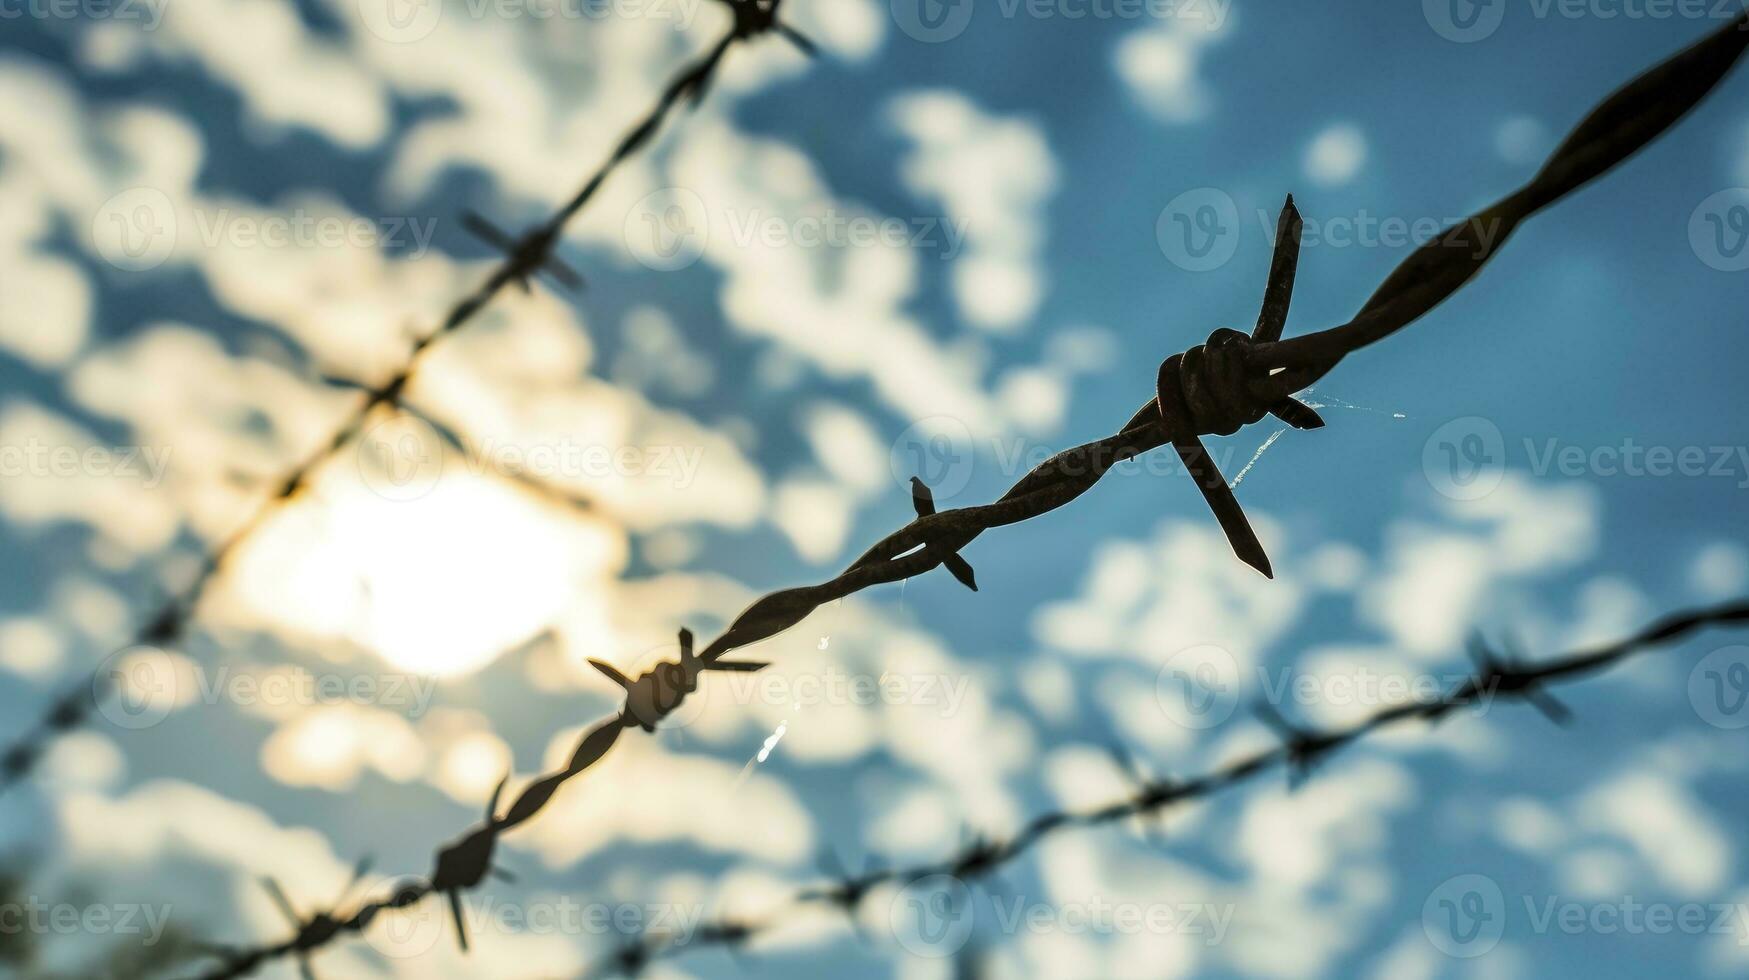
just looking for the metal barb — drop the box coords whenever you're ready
[911,476,978,591]
[461,212,584,293]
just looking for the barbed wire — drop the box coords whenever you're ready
[577,598,1749,977]
[174,15,1749,979]
[0,0,816,793]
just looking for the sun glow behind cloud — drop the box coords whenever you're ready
[223,452,626,678]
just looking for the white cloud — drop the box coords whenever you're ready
[1359,528,1493,658]
[259,703,427,790]
[362,0,881,212]
[1438,476,1599,575]
[0,616,66,678]
[1032,516,1305,668]
[1578,770,1731,897]
[1496,115,1550,167]
[611,305,715,398]
[0,239,90,368]
[888,90,1058,332]
[0,61,202,371]
[1690,541,1749,600]
[996,366,1070,433]
[1360,476,1600,658]
[1303,123,1367,188]
[135,0,389,147]
[669,120,1006,430]
[770,476,856,563]
[0,400,182,555]
[516,730,816,869]
[799,400,891,496]
[1112,10,1233,124]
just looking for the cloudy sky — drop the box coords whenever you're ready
[2,1,1749,977]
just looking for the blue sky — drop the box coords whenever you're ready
[2,1,1749,977]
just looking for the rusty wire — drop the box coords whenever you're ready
[173,15,1749,979]
[0,0,816,793]
[577,599,1749,977]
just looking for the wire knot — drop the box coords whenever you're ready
[1149,196,1325,579]
[720,0,817,53]
[591,629,767,734]
[430,774,516,951]
[462,212,583,293]
[1156,328,1284,438]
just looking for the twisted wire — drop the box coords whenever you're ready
[581,599,1749,976]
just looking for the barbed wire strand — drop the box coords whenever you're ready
[177,15,1749,979]
[579,598,1749,977]
[0,0,816,793]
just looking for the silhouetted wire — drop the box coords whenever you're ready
[0,0,816,794]
[176,16,1749,978]
[577,599,1749,977]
